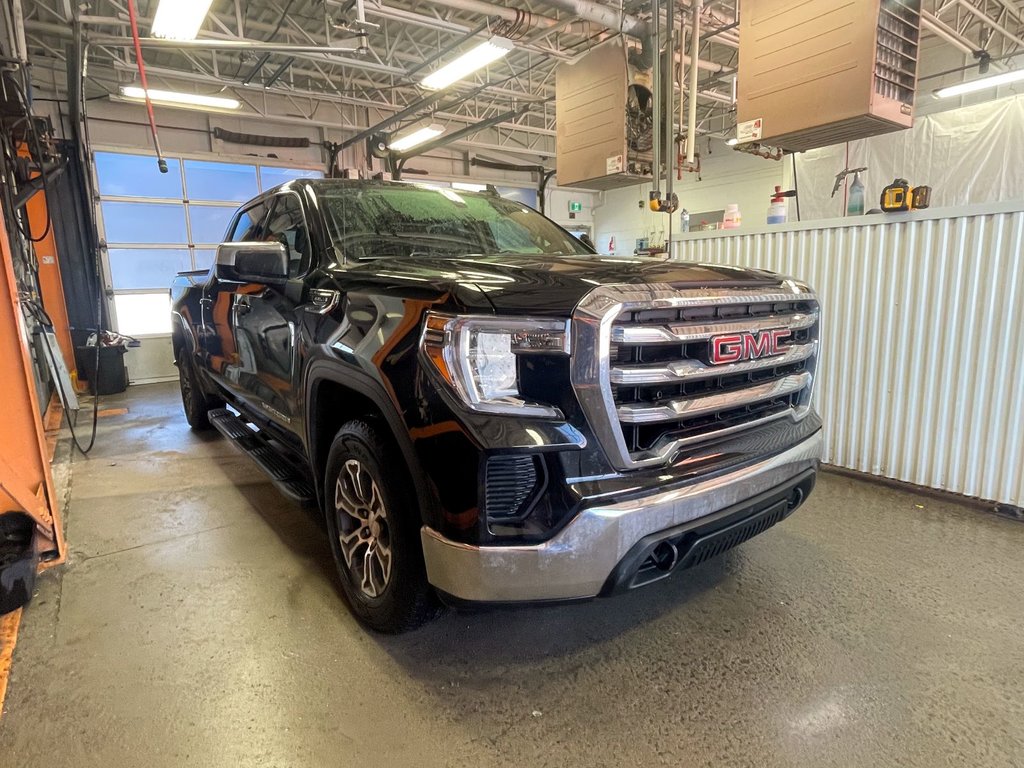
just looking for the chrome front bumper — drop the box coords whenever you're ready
[420,430,823,602]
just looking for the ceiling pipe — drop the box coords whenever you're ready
[992,0,1024,25]
[681,86,733,104]
[31,18,548,102]
[955,0,1024,51]
[662,0,675,205]
[921,11,978,55]
[650,0,662,204]
[88,35,363,53]
[410,0,560,29]
[685,0,702,164]
[359,4,576,59]
[541,0,649,36]
[393,104,533,164]
[101,55,557,137]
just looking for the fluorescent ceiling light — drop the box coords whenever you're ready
[935,68,1024,98]
[421,37,514,90]
[389,124,444,152]
[151,0,214,40]
[120,86,241,111]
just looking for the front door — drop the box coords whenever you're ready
[201,197,273,399]
[231,191,313,428]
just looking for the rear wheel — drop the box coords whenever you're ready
[324,420,438,633]
[177,351,223,430]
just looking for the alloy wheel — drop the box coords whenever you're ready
[334,459,393,598]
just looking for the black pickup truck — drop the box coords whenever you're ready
[171,179,822,633]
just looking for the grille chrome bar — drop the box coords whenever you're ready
[617,372,813,424]
[570,282,820,471]
[611,311,819,344]
[610,341,818,385]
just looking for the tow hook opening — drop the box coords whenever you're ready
[787,487,805,510]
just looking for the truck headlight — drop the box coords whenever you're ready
[421,313,571,418]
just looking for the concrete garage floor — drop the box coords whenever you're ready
[1,383,1022,767]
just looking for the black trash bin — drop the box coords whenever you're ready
[0,512,39,615]
[76,344,129,395]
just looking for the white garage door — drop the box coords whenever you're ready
[94,150,322,339]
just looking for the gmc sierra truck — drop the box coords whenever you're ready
[171,179,822,633]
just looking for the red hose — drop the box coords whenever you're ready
[126,0,168,173]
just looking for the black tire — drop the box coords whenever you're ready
[177,351,223,430]
[323,420,438,633]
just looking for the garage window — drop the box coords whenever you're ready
[94,152,322,336]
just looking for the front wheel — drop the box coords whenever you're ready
[324,420,438,633]
[177,350,223,430]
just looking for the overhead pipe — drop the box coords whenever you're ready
[955,0,1024,52]
[373,0,561,30]
[685,0,702,164]
[678,7,685,174]
[535,0,648,37]
[88,36,363,53]
[336,91,451,151]
[649,0,662,209]
[681,86,733,105]
[392,105,533,171]
[920,11,977,55]
[662,0,675,206]
[396,106,534,159]
[993,0,1024,24]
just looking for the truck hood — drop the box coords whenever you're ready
[343,253,789,315]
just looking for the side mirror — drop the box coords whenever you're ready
[215,242,288,284]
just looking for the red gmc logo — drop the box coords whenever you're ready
[710,329,791,365]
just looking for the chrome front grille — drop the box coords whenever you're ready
[572,283,820,471]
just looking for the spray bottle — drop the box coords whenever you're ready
[847,171,865,216]
[767,186,787,224]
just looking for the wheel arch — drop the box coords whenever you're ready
[304,361,436,527]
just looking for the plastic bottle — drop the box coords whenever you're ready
[847,171,865,216]
[767,186,787,224]
[722,203,741,229]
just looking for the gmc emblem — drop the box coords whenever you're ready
[710,329,791,365]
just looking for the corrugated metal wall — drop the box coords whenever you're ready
[673,203,1024,507]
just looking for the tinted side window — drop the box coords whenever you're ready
[230,200,270,241]
[263,194,312,278]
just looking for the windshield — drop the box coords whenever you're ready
[319,185,592,260]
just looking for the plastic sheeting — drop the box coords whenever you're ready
[796,94,1024,221]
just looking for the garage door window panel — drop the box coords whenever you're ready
[259,166,323,189]
[190,204,238,245]
[108,249,194,290]
[93,151,322,345]
[185,159,259,203]
[95,152,183,199]
[101,201,188,244]
[113,292,173,336]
